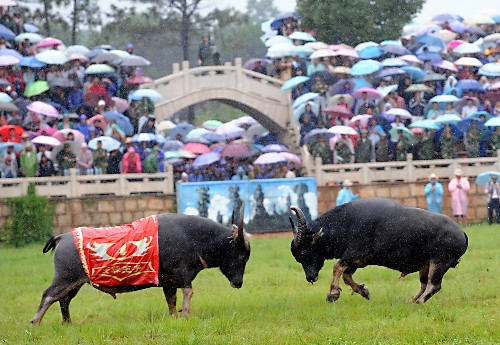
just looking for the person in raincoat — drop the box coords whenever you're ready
[440,125,456,159]
[375,132,390,162]
[336,179,358,206]
[424,173,443,213]
[394,131,409,161]
[19,142,38,177]
[143,147,160,173]
[354,130,372,163]
[311,135,333,164]
[465,120,481,158]
[334,137,352,164]
[122,146,142,173]
[92,140,108,174]
[56,142,76,175]
[417,129,435,160]
[488,127,500,156]
[448,168,470,224]
[77,142,93,175]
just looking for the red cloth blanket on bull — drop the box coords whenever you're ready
[72,215,159,287]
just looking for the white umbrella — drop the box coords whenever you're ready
[215,122,245,140]
[309,49,335,60]
[384,108,412,121]
[265,35,292,47]
[454,57,483,67]
[31,135,61,147]
[35,50,68,65]
[266,42,296,58]
[453,43,481,55]
[328,125,358,135]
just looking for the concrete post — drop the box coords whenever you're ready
[182,60,190,94]
[119,174,126,195]
[314,156,322,185]
[235,57,243,90]
[406,153,416,182]
[497,149,500,170]
[172,62,180,74]
[361,165,370,185]
[69,168,78,197]
[166,165,174,195]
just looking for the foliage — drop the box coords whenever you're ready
[69,0,102,45]
[194,101,246,125]
[0,224,498,343]
[297,0,425,45]
[0,184,55,247]
[246,0,279,24]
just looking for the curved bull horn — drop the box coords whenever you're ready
[291,207,307,248]
[237,201,245,242]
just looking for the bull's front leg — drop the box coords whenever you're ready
[327,262,348,302]
[162,286,178,316]
[342,267,370,300]
[179,287,193,317]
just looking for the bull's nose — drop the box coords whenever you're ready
[231,282,242,289]
[307,276,318,284]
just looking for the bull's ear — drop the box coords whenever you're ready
[312,228,324,245]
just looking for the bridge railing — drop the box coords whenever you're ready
[313,151,500,186]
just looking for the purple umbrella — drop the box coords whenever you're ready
[168,123,195,141]
[432,13,457,23]
[243,58,272,71]
[163,140,185,151]
[456,79,485,92]
[379,44,411,56]
[454,97,480,112]
[254,152,287,165]
[449,21,468,33]
[330,79,354,95]
[193,151,221,168]
[378,67,407,78]
[0,48,22,59]
[431,60,458,72]
[262,144,289,153]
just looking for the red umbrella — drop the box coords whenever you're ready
[0,125,24,139]
[84,92,114,108]
[127,76,153,84]
[182,143,211,154]
[220,143,253,158]
[88,114,108,130]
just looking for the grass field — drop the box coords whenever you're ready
[1,224,499,344]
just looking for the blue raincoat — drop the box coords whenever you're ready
[424,181,443,213]
[336,187,359,206]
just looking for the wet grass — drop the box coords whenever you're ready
[0,223,499,344]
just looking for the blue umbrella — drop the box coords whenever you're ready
[185,136,211,145]
[435,114,462,124]
[303,128,336,144]
[401,66,426,81]
[467,111,492,121]
[0,24,15,40]
[352,78,373,92]
[377,84,398,98]
[415,33,446,50]
[193,151,221,168]
[103,111,134,135]
[443,87,463,98]
[288,31,315,42]
[435,124,463,141]
[0,92,12,102]
[163,140,184,151]
[0,142,24,155]
[23,23,39,33]
[293,101,319,122]
[485,117,500,127]
[168,123,195,140]
[19,56,46,68]
[292,92,319,108]
[271,12,299,29]
[201,132,224,143]
[88,136,121,152]
[358,46,384,59]
[417,51,443,62]
[131,133,158,142]
[0,48,22,59]
[456,79,485,92]
[409,119,442,130]
[379,44,411,56]
[456,118,485,133]
[475,171,500,186]
[281,76,309,91]
[128,89,163,101]
[378,67,406,78]
[493,16,500,24]
[350,60,382,76]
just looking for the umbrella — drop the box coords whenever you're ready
[453,43,481,55]
[379,44,411,55]
[352,88,380,101]
[35,37,63,49]
[202,120,223,130]
[464,15,495,25]
[254,152,286,165]
[103,111,134,135]
[65,45,90,55]
[215,122,245,140]
[484,33,500,43]
[88,136,121,152]
[201,132,224,143]
[19,56,46,68]
[35,50,67,65]
[0,125,24,138]
[288,31,316,42]
[0,142,24,155]
[400,55,423,65]
[292,92,319,108]
[220,143,254,158]
[405,84,434,93]
[281,76,309,91]
[168,123,195,140]
[448,40,466,50]
[15,32,42,43]
[193,151,221,168]
[303,128,336,144]
[491,82,500,91]
[186,128,210,141]
[234,116,257,126]
[111,97,129,113]
[389,127,416,143]
[467,111,492,121]
[0,23,15,40]
[484,92,500,104]
[479,63,500,77]
[419,73,446,82]
[350,60,382,76]
[355,41,378,51]
[24,80,50,97]
[415,33,446,50]
[85,64,115,75]
[435,30,456,42]
[384,108,412,121]
[127,76,154,85]
[329,94,354,107]
[358,46,384,59]
[121,55,151,67]
[334,48,358,59]
[475,171,500,186]
[83,92,114,108]
[409,119,442,130]
[128,89,163,101]
[157,120,176,132]
[454,57,483,67]
[182,143,210,154]
[26,101,60,118]
[52,129,85,143]
[243,58,272,71]
[265,35,292,47]
[0,48,22,59]
[332,66,351,74]
[279,152,302,164]
[0,92,12,103]
[377,84,398,99]
[485,118,500,127]
[435,114,462,124]
[456,79,485,92]
[163,140,184,152]
[348,114,372,126]
[131,133,158,143]
[0,55,20,66]
[432,13,457,23]
[262,144,288,153]
[92,51,122,63]
[31,135,61,147]
[454,97,480,113]
[324,105,353,117]
[429,95,459,103]
[0,102,18,112]
[381,57,407,67]
[328,125,358,135]
[401,66,426,81]
[52,141,81,158]
[266,42,296,58]
[36,128,57,137]
[431,60,458,72]
[456,118,485,133]
[88,114,108,130]
[378,67,407,78]
[270,11,300,28]
[309,49,336,60]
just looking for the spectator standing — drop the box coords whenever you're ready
[448,169,470,225]
[311,135,333,164]
[394,131,409,161]
[336,179,358,206]
[38,154,55,177]
[106,149,123,174]
[375,133,390,162]
[440,126,456,159]
[198,34,215,66]
[19,142,37,177]
[485,175,500,225]
[417,129,435,160]
[354,130,372,163]
[143,148,160,173]
[77,143,93,175]
[56,143,76,175]
[122,147,142,173]
[465,121,481,158]
[424,173,443,213]
[92,140,108,174]
[0,156,17,178]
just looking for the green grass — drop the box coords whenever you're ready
[1,224,499,344]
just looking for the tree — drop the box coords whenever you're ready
[70,0,102,45]
[296,0,425,45]
[246,0,279,24]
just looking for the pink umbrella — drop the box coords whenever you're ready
[220,143,253,158]
[431,60,458,72]
[182,143,211,154]
[410,128,424,135]
[448,40,465,50]
[36,127,57,136]
[334,48,359,58]
[279,152,302,164]
[111,97,129,113]
[127,76,154,84]
[52,129,85,143]
[0,55,20,66]
[324,105,353,117]
[348,114,372,126]
[27,101,60,118]
[490,82,500,91]
[67,54,89,62]
[35,37,63,49]
[352,87,381,100]
[88,115,108,130]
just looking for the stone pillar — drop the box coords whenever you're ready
[172,62,180,74]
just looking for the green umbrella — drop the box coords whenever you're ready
[202,120,223,130]
[84,64,115,75]
[389,126,417,144]
[24,80,50,97]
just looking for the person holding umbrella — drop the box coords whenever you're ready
[448,168,470,225]
[485,174,500,225]
[424,173,443,214]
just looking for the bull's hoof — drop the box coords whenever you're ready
[326,291,340,303]
[178,309,190,317]
[30,319,39,326]
[359,284,371,300]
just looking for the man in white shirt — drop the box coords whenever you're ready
[461,98,478,119]
[486,175,500,225]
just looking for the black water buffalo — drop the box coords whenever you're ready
[31,206,250,324]
[289,198,468,304]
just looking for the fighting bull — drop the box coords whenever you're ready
[31,205,250,324]
[289,198,468,303]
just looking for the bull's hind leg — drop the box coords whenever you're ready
[59,284,84,323]
[415,260,453,304]
[412,262,430,302]
[162,286,178,316]
[31,278,86,325]
[342,267,371,300]
[326,262,348,302]
[179,287,193,317]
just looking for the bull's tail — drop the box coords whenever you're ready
[451,231,469,268]
[42,235,63,253]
